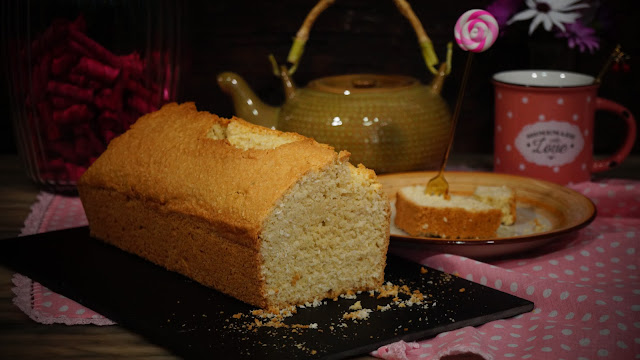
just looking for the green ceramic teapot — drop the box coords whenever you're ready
[217,0,452,173]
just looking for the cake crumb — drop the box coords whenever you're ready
[339,290,358,300]
[343,309,372,321]
[349,301,363,310]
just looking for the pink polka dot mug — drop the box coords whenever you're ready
[492,70,636,185]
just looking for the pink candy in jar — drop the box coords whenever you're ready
[4,2,180,192]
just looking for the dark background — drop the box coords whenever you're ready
[2,0,638,158]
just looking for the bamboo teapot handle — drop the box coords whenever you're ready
[274,0,451,76]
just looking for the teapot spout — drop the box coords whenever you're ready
[429,63,449,95]
[217,72,279,129]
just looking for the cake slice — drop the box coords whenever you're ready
[394,185,502,239]
[473,185,517,225]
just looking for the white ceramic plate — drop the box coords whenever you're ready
[378,171,596,259]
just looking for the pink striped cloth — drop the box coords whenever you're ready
[12,179,640,359]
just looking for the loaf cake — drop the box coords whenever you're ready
[78,102,391,309]
[394,185,507,239]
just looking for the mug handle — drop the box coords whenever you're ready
[592,98,637,173]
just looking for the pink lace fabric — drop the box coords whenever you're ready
[12,192,115,325]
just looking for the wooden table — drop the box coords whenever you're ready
[1,153,638,359]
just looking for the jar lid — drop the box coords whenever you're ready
[307,74,418,94]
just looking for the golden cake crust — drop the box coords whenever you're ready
[79,102,343,249]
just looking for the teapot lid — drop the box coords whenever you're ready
[307,74,418,94]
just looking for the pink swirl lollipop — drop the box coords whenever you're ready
[454,9,498,52]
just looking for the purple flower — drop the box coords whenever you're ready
[507,0,588,35]
[555,21,600,53]
[486,0,604,54]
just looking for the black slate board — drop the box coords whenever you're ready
[0,227,533,359]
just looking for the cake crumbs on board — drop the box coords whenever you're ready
[227,275,442,330]
[223,266,454,357]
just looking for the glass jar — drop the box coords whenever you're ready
[2,0,182,192]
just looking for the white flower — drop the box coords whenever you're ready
[507,0,589,34]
